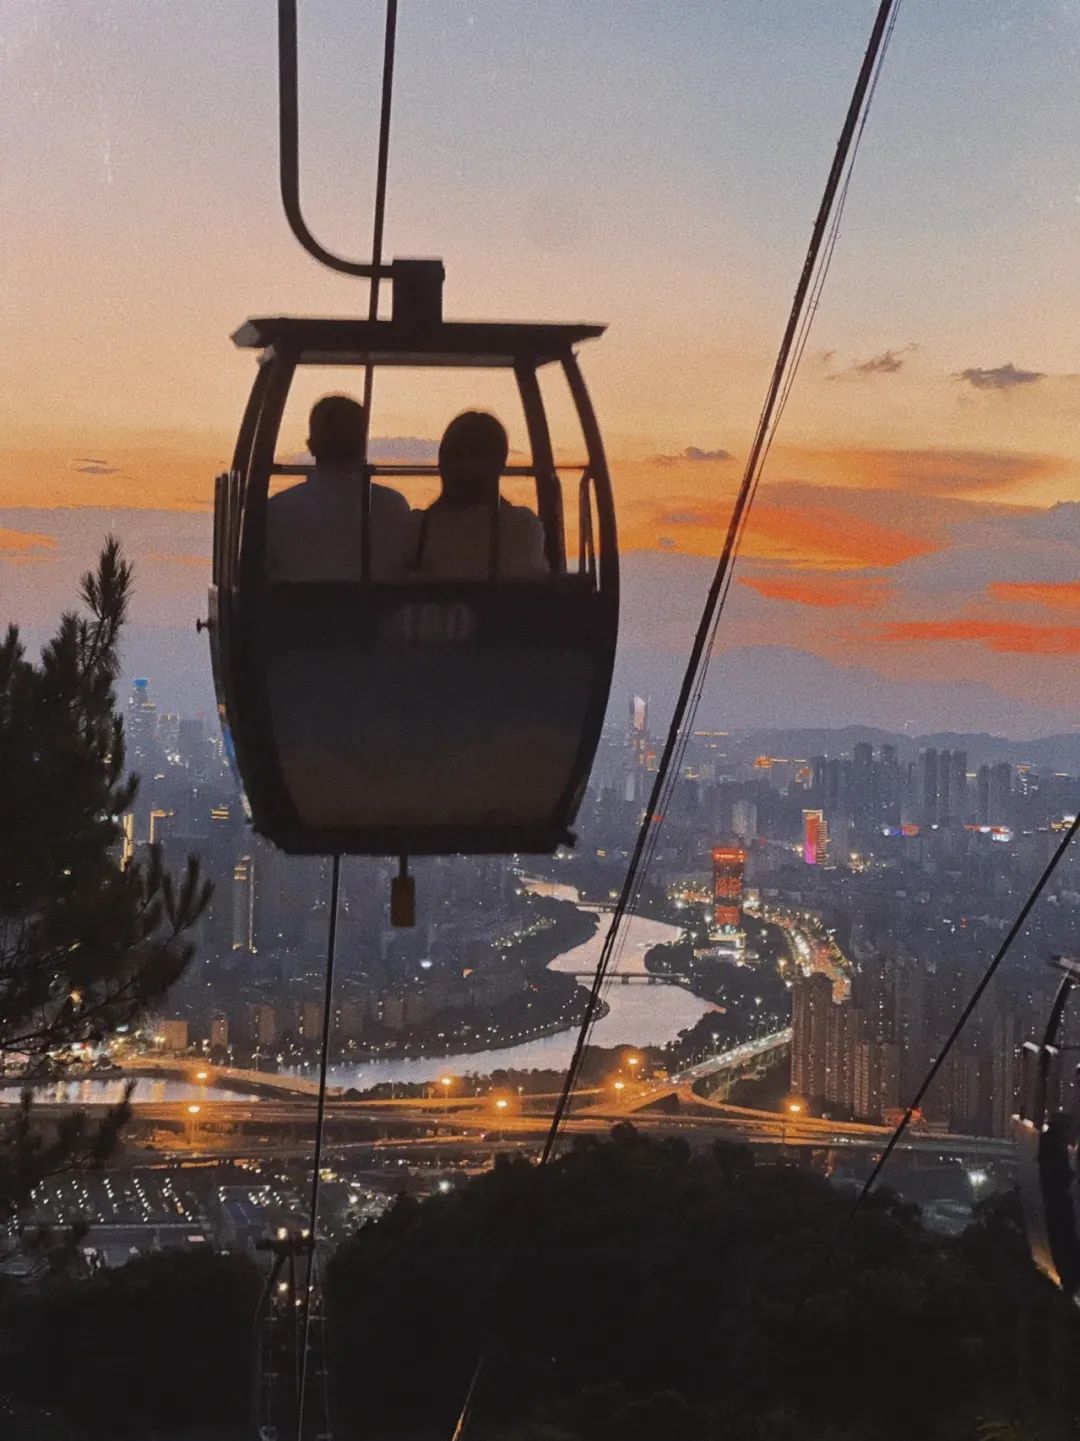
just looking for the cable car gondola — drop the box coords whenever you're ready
[1012,954,1080,1304]
[207,261,618,860]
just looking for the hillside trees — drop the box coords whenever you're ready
[0,539,211,1214]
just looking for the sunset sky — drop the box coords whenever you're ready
[2,0,1078,733]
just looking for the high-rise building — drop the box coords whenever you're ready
[299,1000,324,1044]
[802,810,827,865]
[938,1049,980,1130]
[157,712,180,762]
[710,845,746,930]
[920,749,939,828]
[990,1008,1018,1137]
[127,678,159,767]
[824,1002,857,1111]
[792,973,834,1105]
[892,956,930,1100]
[950,750,968,823]
[209,1015,229,1050]
[731,800,757,842]
[852,1039,900,1120]
[232,855,256,952]
[247,1002,277,1048]
[990,762,1012,825]
[976,764,991,824]
[625,694,650,804]
[178,717,208,776]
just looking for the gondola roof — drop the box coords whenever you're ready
[231,317,607,368]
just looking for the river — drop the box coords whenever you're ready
[14,887,717,1102]
[315,879,716,1088]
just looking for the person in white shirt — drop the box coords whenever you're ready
[266,394,414,582]
[414,411,549,581]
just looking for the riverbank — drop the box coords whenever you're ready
[317,906,710,1090]
[291,991,610,1076]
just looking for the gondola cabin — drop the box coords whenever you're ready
[208,262,618,859]
[1012,955,1080,1304]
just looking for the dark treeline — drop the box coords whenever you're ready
[323,1128,1080,1439]
[2,1130,1079,1439]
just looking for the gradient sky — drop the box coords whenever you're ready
[2,1,1079,731]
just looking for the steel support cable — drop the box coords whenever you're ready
[538,0,900,1167]
[575,0,901,1083]
[361,0,399,579]
[814,809,1080,1278]
[296,852,342,1441]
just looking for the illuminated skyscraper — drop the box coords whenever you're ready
[127,678,158,768]
[711,844,746,930]
[792,972,833,1104]
[232,854,256,953]
[802,809,827,865]
[625,694,650,804]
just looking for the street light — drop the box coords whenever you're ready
[613,1080,626,1098]
[782,1100,802,1150]
[441,1076,453,1107]
[195,1070,208,1082]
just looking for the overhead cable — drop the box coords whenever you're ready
[540,0,902,1165]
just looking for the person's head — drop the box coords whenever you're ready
[308,394,366,466]
[437,411,509,506]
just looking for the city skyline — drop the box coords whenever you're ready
[3,2,1080,732]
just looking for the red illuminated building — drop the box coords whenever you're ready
[803,809,827,865]
[711,844,747,930]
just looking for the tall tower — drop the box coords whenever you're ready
[990,762,1012,825]
[802,809,827,865]
[711,844,746,930]
[127,678,158,769]
[625,694,649,804]
[792,972,834,1107]
[232,854,256,953]
[951,750,968,823]
[921,749,939,828]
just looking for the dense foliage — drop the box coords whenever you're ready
[2,1130,1078,1438]
[326,1127,1080,1439]
[0,1249,261,1437]
[0,540,210,1214]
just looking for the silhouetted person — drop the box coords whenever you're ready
[267,394,414,582]
[415,411,548,581]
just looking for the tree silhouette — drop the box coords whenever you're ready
[326,1128,1080,1440]
[0,539,211,1215]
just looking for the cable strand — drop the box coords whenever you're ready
[539,0,900,1167]
[296,851,342,1441]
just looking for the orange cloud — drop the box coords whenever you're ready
[880,618,1080,655]
[989,580,1080,612]
[0,527,55,553]
[738,573,888,609]
[0,435,223,511]
[627,493,935,570]
[774,445,1065,498]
